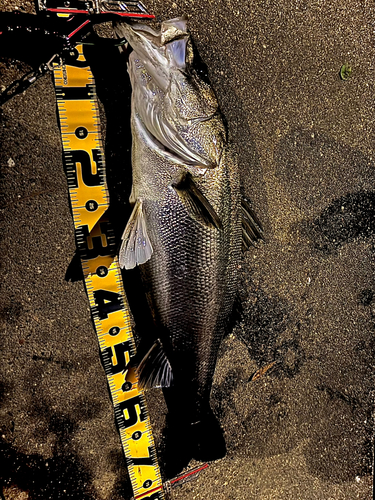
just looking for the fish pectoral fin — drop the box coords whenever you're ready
[119,198,153,270]
[138,339,173,389]
[241,196,265,250]
[172,172,223,230]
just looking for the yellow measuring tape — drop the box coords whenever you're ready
[53,45,165,500]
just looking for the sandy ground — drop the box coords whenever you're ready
[0,0,374,499]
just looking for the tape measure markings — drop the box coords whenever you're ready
[53,45,164,500]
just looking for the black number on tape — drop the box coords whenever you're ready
[63,149,104,188]
[141,493,163,500]
[101,341,132,375]
[109,326,120,336]
[75,126,88,139]
[122,381,132,392]
[93,290,123,319]
[77,222,114,259]
[126,447,155,467]
[115,396,147,429]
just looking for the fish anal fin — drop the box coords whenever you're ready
[138,339,173,389]
[172,172,223,230]
[119,198,153,270]
[241,196,264,250]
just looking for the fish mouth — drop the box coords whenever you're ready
[121,16,189,46]
[115,17,189,72]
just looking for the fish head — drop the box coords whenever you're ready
[115,18,189,92]
[115,18,226,169]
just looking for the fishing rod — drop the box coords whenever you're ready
[0,1,153,106]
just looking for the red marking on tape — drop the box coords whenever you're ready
[170,463,209,486]
[134,485,163,499]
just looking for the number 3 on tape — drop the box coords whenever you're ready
[53,45,165,500]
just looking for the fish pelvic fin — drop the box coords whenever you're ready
[172,172,223,230]
[241,196,265,250]
[119,198,153,270]
[138,339,173,389]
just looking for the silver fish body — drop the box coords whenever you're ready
[116,18,245,468]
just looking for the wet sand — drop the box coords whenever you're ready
[0,0,374,499]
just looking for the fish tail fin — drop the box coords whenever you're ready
[242,196,265,250]
[191,410,227,461]
[137,339,173,389]
[164,408,226,478]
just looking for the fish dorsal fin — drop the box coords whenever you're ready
[172,172,223,230]
[119,199,153,269]
[241,197,265,250]
[138,339,173,389]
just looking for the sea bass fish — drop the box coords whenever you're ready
[115,17,262,474]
